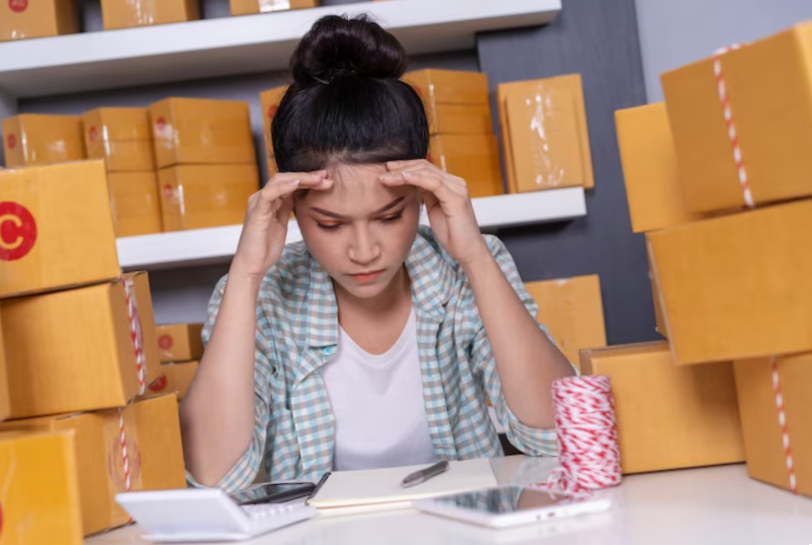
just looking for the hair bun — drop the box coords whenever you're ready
[290,14,408,86]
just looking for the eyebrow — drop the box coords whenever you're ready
[310,197,405,219]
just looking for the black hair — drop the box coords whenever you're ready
[271,14,429,173]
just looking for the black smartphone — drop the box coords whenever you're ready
[230,482,316,506]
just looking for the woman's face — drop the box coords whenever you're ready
[296,163,421,300]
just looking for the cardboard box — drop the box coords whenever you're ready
[149,361,199,400]
[259,85,288,165]
[0,309,8,422]
[0,160,119,299]
[2,114,86,167]
[524,275,607,370]
[156,323,204,362]
[403,69,489,107]
[230,0,319,15]
[100,0,200,30]
[650,266,666,339]
[108,171,162,238]
[0,394,186,535]
[0,0,78,42]
[615,103,700,233]
[661,21,812,215]
[426,103,493,136]
[1,272,162,419]
[498,75,594,193]
[83,108,156,172]
[159,164,259,231]
[429,134,503,199]
[734,354,812,498]
[0,431,83,544]
[647,198,812,365]
[150,98,256,169]
[581,341,745,474]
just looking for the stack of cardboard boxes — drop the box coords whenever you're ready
[403,69,504,198]
[149,323,205,400]
[230,0,320,15]
[0,0,79,42]
[0,159,187,539]
[150,97,260,231]
[497,74,595,194]
[612,20,812,496]
[100,0,200,30]
[83,108,162,237]
[2,114,87,167]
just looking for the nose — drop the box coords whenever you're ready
[348,223,381,265]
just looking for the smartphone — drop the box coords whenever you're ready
[413,486,611,529]
[229,482,316,506]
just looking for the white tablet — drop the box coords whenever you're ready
[413,485,611,529]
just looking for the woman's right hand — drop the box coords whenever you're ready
[230,171,333,283]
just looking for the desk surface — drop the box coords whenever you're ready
[88,457,812,545]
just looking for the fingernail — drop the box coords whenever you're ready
[289,179,301,186]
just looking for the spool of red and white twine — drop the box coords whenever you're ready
[714,43,797,494]
[533,375,621,497]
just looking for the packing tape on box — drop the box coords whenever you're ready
[259,0,292,11]
[122,278,146,395]
[770,356,799,494]
[532,375,621,497]
[712,43,755,208]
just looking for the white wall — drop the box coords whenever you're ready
[634,0,812,102]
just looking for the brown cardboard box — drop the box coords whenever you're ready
[83,108,156,172]
[498,75,594,192]
[734,354,812,498]
[581,341,745,474]
[259,85,288,165]
[0,309,8,422]
[524,275,607,370]
[150,98,256,169]
[1,272,162,419]
[647,199,812,365]
[149,361,199,400]
[108,172,162,238]
[0,394,186,535]
[159,164,259,231]
[429,134,503,198]
[427,103,493,136]
[230,0,319,15]
[650,266,667,339]
[2,114,86,167]
[0,160,119,299]
[615,103,700,233]
[661,21,812,215]
[156,323,204,362]
[403,69,490,107]
[0,431,83,544]
[100,0,200,30]
[0,0,78,41]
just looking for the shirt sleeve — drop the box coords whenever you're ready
[185,275,274,493]
[471,235,560,457]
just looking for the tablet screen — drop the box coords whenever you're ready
[431,487,571,514]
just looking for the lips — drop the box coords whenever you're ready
[350,270,385,283]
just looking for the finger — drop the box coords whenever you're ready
[260,175,331,203]
[381,171,461,206]
[386,159,432,171]
[275,194,295,223]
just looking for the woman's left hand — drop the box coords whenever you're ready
[380,159,490,267]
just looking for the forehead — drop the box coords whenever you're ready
[301,163,415,214]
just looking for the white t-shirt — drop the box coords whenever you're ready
[320,308,437,471]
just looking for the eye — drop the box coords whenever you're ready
[316,222,342,231]
[379,212,404,224]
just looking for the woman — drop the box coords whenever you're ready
[181,14,574,491]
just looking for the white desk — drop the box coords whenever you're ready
[87,457,812,545]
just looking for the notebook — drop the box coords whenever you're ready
[307,458,497,512]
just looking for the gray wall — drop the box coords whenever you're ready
[19,0,661,345]
[635,0,812,102]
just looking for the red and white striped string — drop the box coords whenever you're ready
[712,43,754,208]
[121,278,146,396]
[534,375,621,497]
[117,408,134,523]
[770,356,798,494]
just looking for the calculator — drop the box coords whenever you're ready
[116,488,317,542]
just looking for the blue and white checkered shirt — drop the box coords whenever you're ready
[202,226,558,492]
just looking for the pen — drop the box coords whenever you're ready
[400,461,450,488]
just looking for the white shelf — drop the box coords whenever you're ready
[117,187,586,270]
[0,0,560,99]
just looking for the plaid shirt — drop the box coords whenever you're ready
[202,227,558,492]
